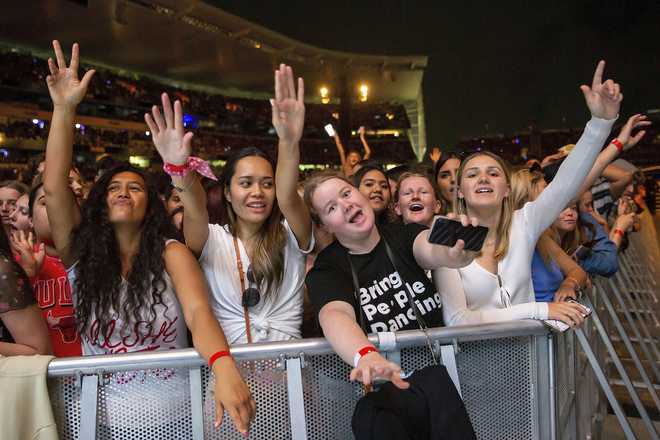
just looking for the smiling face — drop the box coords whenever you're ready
[311,177,375,242]
[436,158,461,204]
[9,194,31,233]
[458,154,510,212]
[554,205,578,232]
[105,171,148,225]
[357,169,391,214]
[224,156,275,227]
[395,175,440,227]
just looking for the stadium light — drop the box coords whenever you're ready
[359,84,368,102]
[320,86,329,104]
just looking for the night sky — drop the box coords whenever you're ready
[213,0,659,149]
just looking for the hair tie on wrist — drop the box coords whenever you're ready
[164,156,218,181]
[209,350,231,369]
[611,139,624,153]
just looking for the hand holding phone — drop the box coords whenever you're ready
[324,123,335,137]
[427,216,488,252]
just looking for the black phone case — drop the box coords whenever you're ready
[428,217,489,252]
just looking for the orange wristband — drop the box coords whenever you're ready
[613,228,625,238]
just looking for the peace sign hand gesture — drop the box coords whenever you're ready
[580,60,622,120]
[46,40,95,109]
[271,64,305,146]
[145,93,193,166]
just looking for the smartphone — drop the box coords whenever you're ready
[324,124,335,137]
[427,217,488,252]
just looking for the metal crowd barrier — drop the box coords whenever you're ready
[47,321,554,440]
[43,236,660,439]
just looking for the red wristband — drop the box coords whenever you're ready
[208,350,231,369]
[611,139,624,153]
[613,228,625,238]
[354,346,378,367]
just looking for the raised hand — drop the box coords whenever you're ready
[617,114,651,150]
[11,231,45,278]
[580,61,622,120]
[350,351,409,390]
[429,147,442,164]
[46,40,95,109]
[145,93,193,165]
[271,64,305,145]
[445,213,479,267]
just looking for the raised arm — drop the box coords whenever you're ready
[527,61,621,239]
[319,300,409,390]
[271,64,312,249]
[358,126,371,160]
[573,114,650,201]
[42,41,95,267]
[413,214,478,270]
[145,93,209,256]
[164,242,255,434]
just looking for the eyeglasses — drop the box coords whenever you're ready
[242,265,261,308]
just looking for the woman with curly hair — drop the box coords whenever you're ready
[42,40,254,435]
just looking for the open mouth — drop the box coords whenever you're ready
[409,202,424,212]
[369,194,384,202]
[247,201,266,209]
[475,187,493,194]
[349,209,364,224]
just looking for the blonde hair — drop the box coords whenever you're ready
[510,168,546,210]
[395,171,438,202]
[455,151,514,261]
[303,171,353,225]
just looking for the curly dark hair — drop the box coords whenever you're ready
[72,163,178,337]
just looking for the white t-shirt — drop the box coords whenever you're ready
[200,221,314,344]
[435,116,615,326]
[67,240,189,428]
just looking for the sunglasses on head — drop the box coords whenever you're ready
[242,265,261,308]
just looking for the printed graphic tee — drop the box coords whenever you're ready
[307,223,443,334]
[32,254,81,357]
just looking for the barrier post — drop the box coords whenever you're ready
[189,367,204,440]
[79,373,99,440]
[286,355,308,440]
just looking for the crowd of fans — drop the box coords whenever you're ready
[1,40,659,438]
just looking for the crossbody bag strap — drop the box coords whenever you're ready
[232,235,253,344]
[346,251,368,333]
[381,233,438,365]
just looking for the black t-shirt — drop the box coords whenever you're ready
[306,223,443,334]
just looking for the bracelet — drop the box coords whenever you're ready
[353,346,378,368]
[164,156,218,181]
[613,228,625,238]
[208,350,231,369]
[611,139,624,153]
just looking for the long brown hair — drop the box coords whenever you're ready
[220,147,286,298]
[455,151,514,261]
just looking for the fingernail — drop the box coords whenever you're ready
[269,99,274,106]
[214,421,220,428]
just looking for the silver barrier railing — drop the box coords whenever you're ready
[47,321,554,440]
[42,236,660,439]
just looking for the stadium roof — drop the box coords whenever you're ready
[0,0,427,103]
